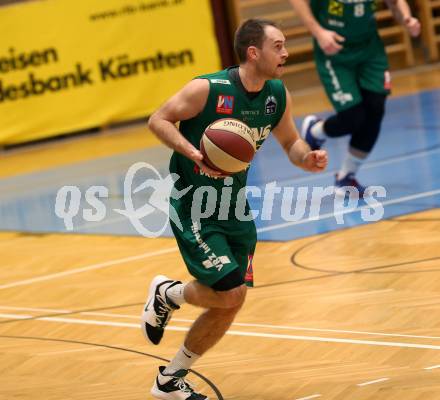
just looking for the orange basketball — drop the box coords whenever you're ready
[200,118,256,174]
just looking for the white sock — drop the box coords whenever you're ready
[338,152,365,179]
[311,120,326,140]
[165,282,186,306]
[163,345,200,375]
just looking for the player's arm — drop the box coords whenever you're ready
[288,0,345,55]
[384,0,421,37]
[147,78,223,177]
[272,88,328,173]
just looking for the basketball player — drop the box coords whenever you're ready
[143,19,328,399]
[289,0,420,196]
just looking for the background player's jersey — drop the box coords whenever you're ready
[169,67,286,220]
[311,0,378,44]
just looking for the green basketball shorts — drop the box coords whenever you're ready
[170,216,257,288]
[314,33,391,112]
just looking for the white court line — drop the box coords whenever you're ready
[424,365,440,370]
[0,247,177,290]
[0,306,71,313]
[225,330,440,351]
[281,146,440,185]
[257,188,440,233]
[357,377,389,387]
[295,395,321,400]
[36,347,106,356]
[0,313,30,319]
[3,306,440,342]
[1,313,440,351]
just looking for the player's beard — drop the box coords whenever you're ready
[257,58,280,80]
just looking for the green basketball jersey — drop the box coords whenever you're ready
[169,67,286,220]
[311,0,378,43]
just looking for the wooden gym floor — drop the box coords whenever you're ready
[0,65,440,400]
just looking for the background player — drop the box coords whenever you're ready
[289,0,421,195]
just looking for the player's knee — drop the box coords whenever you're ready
[350,91,387,153]
[343,104,366,133]
[325,103,366,136]
[211,268,247,308]
[362,90,386,120]
[217,285,247,309]
[350,127,380,153]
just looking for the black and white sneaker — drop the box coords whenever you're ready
[151,366,209,400]
[141,275,181,345]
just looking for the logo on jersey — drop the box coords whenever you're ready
[265,95,277,115]
[210,79,231,85]
[216,95,234,114]
[329,0,344,17]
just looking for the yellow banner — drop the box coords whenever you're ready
[0,0,221,145]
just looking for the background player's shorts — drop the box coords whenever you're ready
[170,216,257,287]
[314,33,390,112]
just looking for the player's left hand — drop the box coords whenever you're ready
[404,17,421,37]
[302,150,328,172]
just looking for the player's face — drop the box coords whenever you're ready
[257,26,288,79]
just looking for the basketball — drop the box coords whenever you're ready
[200,118,256,174]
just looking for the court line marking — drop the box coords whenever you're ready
[36,347,107,356]
[0,313,30,319]
[295,395,321,400]
[357,377,389,386]
[0,247,177,290]
[2,306,440,341]
[257,188,440,233]
[1,313,440,351]
[0,306,71,313]
[284,146,440,185]
[424,365,440,370]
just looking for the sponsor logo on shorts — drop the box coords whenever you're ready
[191,222,231,272]
[325,60,354,106]
[332,91,354,105]
[202,255,231,272]
[384,71,392,90]
[245,254,254,287]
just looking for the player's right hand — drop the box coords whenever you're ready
[316,28,345,55]
[404,17,421,38]
[197,159,228,178]
[189,148,227,178]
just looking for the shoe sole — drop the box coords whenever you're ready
[300,115,317,140]
[141,275,172,344]
[150,386,171,400]
[151,385,209,400]
[334,187,370,198]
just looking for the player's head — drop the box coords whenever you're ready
[234,18,288,78]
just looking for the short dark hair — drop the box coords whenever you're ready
[234,18,278,63]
